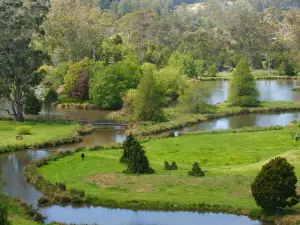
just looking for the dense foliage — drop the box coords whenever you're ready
[120,134,154,174]
[228,60,259,107]
[188,162,205,177]
[251,157,299,214]
[24,91,42,115]
[0,194,10,225]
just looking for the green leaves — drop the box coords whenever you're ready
[251,157,299,214]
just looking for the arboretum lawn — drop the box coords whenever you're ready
[38,127,300,212]
[0,121,78,152]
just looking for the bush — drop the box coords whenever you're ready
[38,196,51,205]
[24,91,42,115]
[56,182,66,191]
[70,188,85,198]
[188,162,205,177]
[171,161,178,170]
[251,157,299,214]
[0,195,10,225]
[164,161,171,170]
[164,161,178,170]
[16,125,32,135]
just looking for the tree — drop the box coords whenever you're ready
[120,133,135,164]
[134,64,164,121]
[228,60,259,107]
[121,134,154,174]
[251,157,299,214]
[24,91,42,115]
[44,89,58,119]
[207,64,218,77]
[179,82,214,114]
[188,162,205,177]
[0,0,49,122]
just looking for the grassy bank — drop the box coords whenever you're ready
[130,101,300,136]
[0,121,80,153]
[29,126,300,217]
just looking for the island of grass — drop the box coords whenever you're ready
[36,126,300,218]
[0,121,79,153]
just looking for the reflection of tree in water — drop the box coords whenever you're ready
[228,114,257,129]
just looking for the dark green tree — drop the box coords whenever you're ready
[251,157,299,214]
[120,133,135,164]
[164,161,171,170]
[0,0,49,122]
[171,161,178,170]
[228,60,259,107]
[44,89,58,119]
[188,162,205,177]
[24,91,42,115]
[121,135,154,174]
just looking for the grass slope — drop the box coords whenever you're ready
[38,127,300,212]
[0,121,78,153]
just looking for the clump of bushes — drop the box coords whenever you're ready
[38,196,51,205]
[56,182,66,191]
[164,161,178,170]
[292,86,300,92]
[70,188,85,198]
[16,125,32,135]
[188,162,205,177]
[77,124,95,136]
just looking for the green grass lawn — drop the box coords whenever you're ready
[0,121,78,152]
[38,127,300,212]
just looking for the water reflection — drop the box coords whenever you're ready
[0,150,49,207]
[40,205,263,225]
[181,112,300,133]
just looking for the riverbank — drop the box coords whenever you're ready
[26,126,300,222]
[128,101,300,136]
[0,121,81,153]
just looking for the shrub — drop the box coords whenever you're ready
[70,188,85,198]
[120,133,135,164]
[171,161,178,170]
[251,157,299,214]
[0,195,10,225]
[24,91,42,115]
[188,162,205,177]
[16,125,32,135]
[38,196,50,205]
[56,182,66,191]
[164,161,171,170]
[164,161,178,170]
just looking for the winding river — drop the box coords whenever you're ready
[1,79,300,225]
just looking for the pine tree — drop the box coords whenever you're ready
[120,133,135,163]
[171,161,178,170]
[188,162,205,177]
[122,135,154,174]
[164,161,171,170]
[228,60,259,107]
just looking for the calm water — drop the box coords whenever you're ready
[40,205,263,225]
[201,79,300,104]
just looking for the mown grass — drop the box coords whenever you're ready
[0,121,78,153]
[37,127,300,213]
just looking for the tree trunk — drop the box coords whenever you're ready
[92,45,97,62]
[11,101,24,122]
[139,39,143,65]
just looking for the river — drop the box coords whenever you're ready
[2,79,299,225]
[4,111,300,224]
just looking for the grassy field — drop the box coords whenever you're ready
[38,127,300,212]
[0,121,78,152]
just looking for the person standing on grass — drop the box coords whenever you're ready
[81,153,85,160]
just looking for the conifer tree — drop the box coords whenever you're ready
[228,60,259,107]
[188,162,205,177]
[121,134,154,174]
